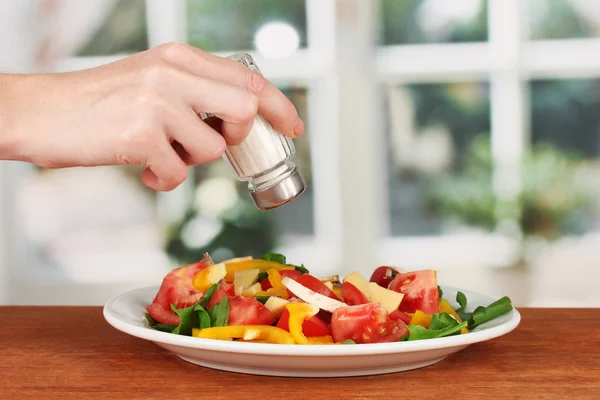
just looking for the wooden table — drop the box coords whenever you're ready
[1,307,599,399]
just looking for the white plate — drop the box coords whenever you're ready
[103,285,520,377]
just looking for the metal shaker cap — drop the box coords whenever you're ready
[250,168,306,210]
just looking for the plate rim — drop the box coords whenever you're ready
[103,284,521,356]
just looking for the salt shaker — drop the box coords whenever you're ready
[201,52,306,210]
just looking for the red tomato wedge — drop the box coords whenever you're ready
[331,303,408,344]
[340,281,368,305]
[227,296,276,326]
[388,270,440,314]
[291,274,339,300]
[206,282,235,309]
[146,259,209,325]
[260,269,302,290]
[389,309,411,325]
[369,266,395,288]
[276,308,332,337]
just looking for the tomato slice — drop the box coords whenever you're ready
[388,270,440,314]
[331,303,408,344]
[276,308,332,337]
[292,274,340,300]
[227,296,276,326]
[340,281,368,305]
[369,266,395,288]
[389,309,411,325]
[260,269,302,290]
[146,259,209,325]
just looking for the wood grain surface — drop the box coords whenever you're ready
[0,307,599,400]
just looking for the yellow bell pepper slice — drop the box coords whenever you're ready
[285,303,320,344]
[192,325,295,344]
[306,335,334,344]
[251,268,290,299]
[409,310,433,328]
[224,260,295,283]
[439,299,470,334]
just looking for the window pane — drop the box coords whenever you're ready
[77,0,148,56]
[528,0,600,40]
[165,87,313,264]
[386,82,491,236]
[187,0,307,54]
[379,0,488,45]
[529,78,600,236]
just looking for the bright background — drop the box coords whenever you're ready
[0,0,599,307]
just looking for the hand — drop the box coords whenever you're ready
[0,42,304,191]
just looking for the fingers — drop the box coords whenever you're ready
[180,75,259,145]
[155,42,304,138]
[139,62,259,145]
[165,105,227,165]
[141,139,189,191]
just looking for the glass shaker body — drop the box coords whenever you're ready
[202,53,306,210]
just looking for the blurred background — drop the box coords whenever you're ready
[0,0,599,307]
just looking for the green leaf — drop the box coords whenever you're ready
[429,312,459,331]
[193,304,211,330]
[170,303,198,336]
[207,297,229,327]
[438,285,443,299]
[154,323,178,333]
[258,272,268,281]
[295,264,310,274]
[340,339,356,344]
[261,252,286,265]
[455,291,471,321]
[197,284,219,309]
[456,291,468,309]
[254,296,270,304]
[457,309,473,322]
[407,325,441,341]
[407,321,468,341]
[438,322,468,338]
[469,296,513,329]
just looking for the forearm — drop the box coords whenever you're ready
[0,74,28,162]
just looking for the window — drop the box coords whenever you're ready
[380,0,488,45]
[385,82,491,236]
[529,78,600,234]
[3,0,600,306]
[187,0,307,52]
[528,0,600,40]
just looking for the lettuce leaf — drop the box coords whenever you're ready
[207,297,229,327]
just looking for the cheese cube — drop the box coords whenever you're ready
[234,268,260,295]
[367,282,404,314]
[264,297,291,318]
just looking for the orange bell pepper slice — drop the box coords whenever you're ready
[409,310,433,328]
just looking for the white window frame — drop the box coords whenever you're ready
[4,0,600,303]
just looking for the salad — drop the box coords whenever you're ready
[145,252,513,344]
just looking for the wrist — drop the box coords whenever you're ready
[0,74,28,161]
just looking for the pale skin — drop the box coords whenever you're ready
[0,42,304,191]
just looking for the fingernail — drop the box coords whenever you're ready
[293,118,304,137]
